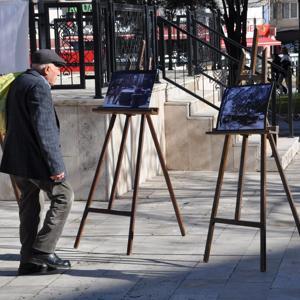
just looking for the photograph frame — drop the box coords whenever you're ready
[103,69,157,109]
[215,83,274,133]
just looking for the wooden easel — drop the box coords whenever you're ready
[203,129,300,272]
[235,26,268,85]
[74,107,186,255]
[203,28,300,272]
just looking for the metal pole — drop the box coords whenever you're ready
[186,8,193,76]
[107,0,115,76]
[29,0,37,57]
[92,0,103,98]
[144,2,150,70]
[153,2,160,81]
[287,68,294,137]
[38,0,47,49]
[191,15,198,71]
[158,19,166,78]
[167,22,173,70]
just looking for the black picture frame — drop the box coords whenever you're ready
[216,83,274,132]
[103,70,157,109]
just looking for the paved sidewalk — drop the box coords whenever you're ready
[1,154,300,300]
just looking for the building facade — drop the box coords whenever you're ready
[270,0,299,50]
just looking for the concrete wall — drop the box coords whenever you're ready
[0,83,167,201]
[55,84,166,201]
[1,77,295,201]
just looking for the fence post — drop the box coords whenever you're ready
[144,2,150,70]
[216,12,222,69]
[167,16,173,71]
[158,19,166,78]
[106,0,115,78]
[153,4,160,81]
[211,12,217,70]
[29,0,37,58]
[37,1,48,49]
[186,9,193,76]
[287,68,294,137]
[191,14,198,72]
[92,0,103,98]
[77,4,86,89]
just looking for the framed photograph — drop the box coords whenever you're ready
[216,83,273,132]
[103,70,157,109]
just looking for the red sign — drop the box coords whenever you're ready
[257,24,270,37]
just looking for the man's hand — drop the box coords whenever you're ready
[50,172,65,181]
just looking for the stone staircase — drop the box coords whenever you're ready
[164,81,299,172]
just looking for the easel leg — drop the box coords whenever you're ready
[204,134,231,262]
[108,115,131,210]
[0,134,20,203]
[267,133,300,234]
[74,114,117,249]
[260,134,267,272]
[146,115,185,236]
[235,135,248,220]
[127,115,145,255]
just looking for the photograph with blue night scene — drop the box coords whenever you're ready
[217,84,273,131]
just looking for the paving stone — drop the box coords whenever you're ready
[217,282,270,300]
[272,259,300,289]
[1,154,300,299]
[267,288,300,300]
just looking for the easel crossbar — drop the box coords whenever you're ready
[214,218,261,228]
[88,208,131,217]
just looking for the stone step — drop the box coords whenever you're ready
[165,96,299,172]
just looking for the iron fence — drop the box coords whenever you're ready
[28,0,157,96]
[162,12,296,137]
[28,2,297,137]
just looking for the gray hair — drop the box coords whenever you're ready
[31,63,50,73]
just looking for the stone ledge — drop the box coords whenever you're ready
[52,82,168,106]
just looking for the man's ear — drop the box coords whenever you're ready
[42,65,50,76]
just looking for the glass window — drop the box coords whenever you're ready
[282,3,290,19]
[291,3,298,18]
[281,2,299,19]
[272,3,277,19]
[270,4,273,19]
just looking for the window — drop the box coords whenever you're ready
[291,3,298,18]
[282,3,289,18]
[271,3,277,19]
[282,1,298,19]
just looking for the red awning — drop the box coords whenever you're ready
[221,37,281,49]
[246,37,281,47]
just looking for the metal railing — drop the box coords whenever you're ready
[29,0,157,97]
[28,2,297,137]
[158,14,296,137]
[157,16,241,111]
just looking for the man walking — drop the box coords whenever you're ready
[277,47,292,94]
[0,49,74,275]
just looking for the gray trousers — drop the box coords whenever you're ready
[14,177,74,263]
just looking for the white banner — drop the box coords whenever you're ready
[0,0,29,74]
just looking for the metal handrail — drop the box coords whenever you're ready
[158,16,295,136]
[191,17,286,74]
[157,17,240,65]
[157,17,242,111]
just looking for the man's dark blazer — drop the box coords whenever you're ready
[0,69,65,181]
